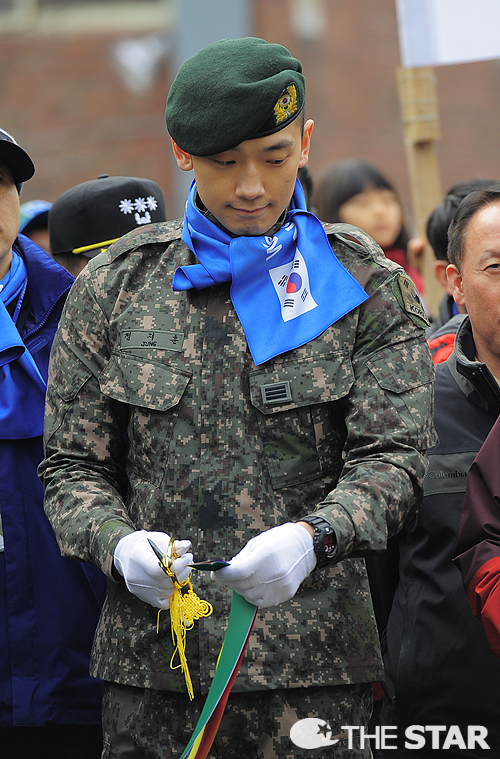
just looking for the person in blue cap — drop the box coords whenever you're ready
[0,127,106,758]
[19,199,52,253]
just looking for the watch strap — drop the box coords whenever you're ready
[301,515,337,569]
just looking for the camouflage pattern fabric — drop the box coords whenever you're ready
[101,681,373,758]
[40,220,436,695]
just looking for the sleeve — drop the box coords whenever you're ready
[309,263,437,562]
[455,415,500,656]
[40,265,135,579]
[465,557,500,657]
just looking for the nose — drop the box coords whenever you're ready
[234,163,265,201]
[372,197,387,217]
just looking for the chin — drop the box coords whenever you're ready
[227,222,269,237]
[241,226,269,237]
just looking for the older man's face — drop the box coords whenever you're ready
[448,200,500,374]
[0,160,19,278]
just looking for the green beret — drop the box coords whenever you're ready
[165,37,305,156]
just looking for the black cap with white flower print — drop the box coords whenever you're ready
[49,174,167,259]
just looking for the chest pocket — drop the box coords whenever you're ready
[99,353,191,485]
[248,353,354,489]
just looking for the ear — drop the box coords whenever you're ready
[407,237,424,271]
[434,260,452,294]
[298,119,314,168]
[171,139,194,171]
[446,263,466,307]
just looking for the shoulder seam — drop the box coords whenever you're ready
[106,221,183,263]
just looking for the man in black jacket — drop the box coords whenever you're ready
[379,188,500,757]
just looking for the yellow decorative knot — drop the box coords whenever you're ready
[155,538,213,700]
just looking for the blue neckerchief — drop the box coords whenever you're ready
[0,245,27,323]
[173,179,368,365]
[0,249,46,439]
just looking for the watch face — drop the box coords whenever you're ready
[323,531,336,558]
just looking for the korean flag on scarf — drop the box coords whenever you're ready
[229,210,368,365]
[268,247,317,322]
[176,179,368,366]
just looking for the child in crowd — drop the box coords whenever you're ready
[314,158,424,298]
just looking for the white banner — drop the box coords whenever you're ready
[396,0,500,67]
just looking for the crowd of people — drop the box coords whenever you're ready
[2,34,500,759]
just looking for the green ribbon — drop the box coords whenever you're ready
[180,563,258,759]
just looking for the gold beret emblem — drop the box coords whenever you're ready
[273,84,298,125]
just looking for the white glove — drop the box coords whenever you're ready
[114,530,193,609]
[212,523,316,607]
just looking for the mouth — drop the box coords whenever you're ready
[231,205,268,217]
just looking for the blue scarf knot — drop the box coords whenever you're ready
[174,179,368,365]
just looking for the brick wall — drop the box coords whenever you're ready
[1,32,174,209]
[2,0,500,229]
[256,0,500,229]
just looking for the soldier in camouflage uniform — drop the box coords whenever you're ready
[40,38,435,759]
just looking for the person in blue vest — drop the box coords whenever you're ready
[0,127,106,758]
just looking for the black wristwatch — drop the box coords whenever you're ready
[301,515,338,569]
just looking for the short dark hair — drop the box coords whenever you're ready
[314,159,408,250]
[426,178,500,261]
[447,188,500,270]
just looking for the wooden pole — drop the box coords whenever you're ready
[396,66,443,319]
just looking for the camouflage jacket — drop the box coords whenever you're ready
[40,220,436,694]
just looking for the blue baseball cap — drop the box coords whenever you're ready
[19,199,52,233]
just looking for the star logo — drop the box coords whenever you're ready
[317,722,331,738]
[290,718,339,749]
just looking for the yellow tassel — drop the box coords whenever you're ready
[153,538,212,700]
[168,579,213,699]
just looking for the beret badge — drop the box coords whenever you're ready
[273,84,298,125]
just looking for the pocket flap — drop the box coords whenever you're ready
[366,342,435,393]
[99,354,191,410]
[54,364,93,402]
[248,353,354,414]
